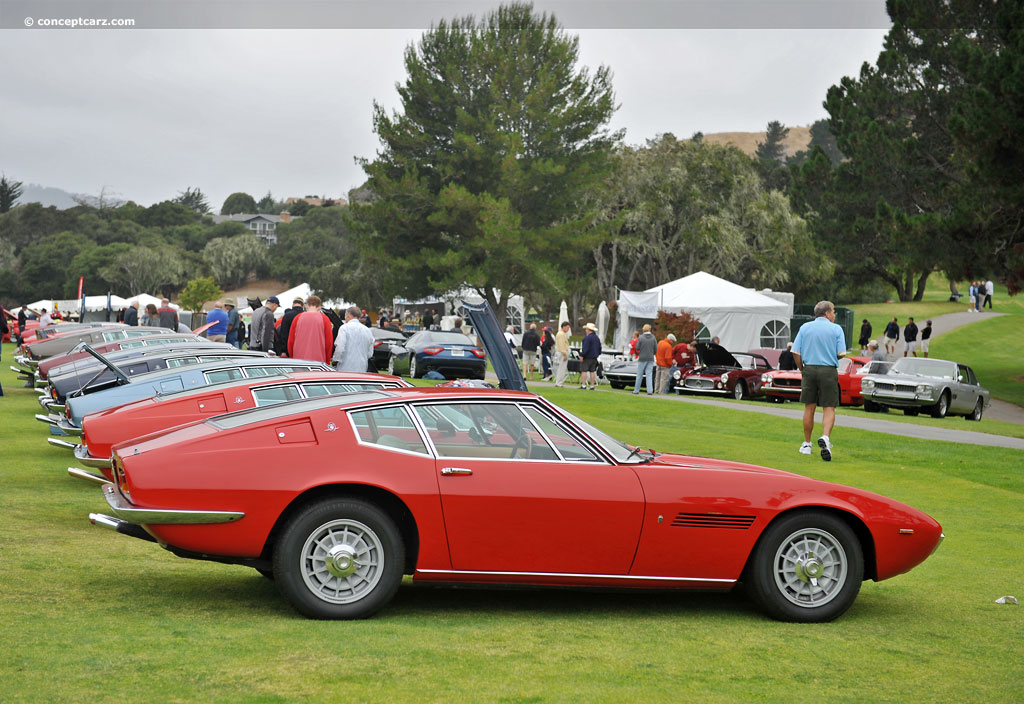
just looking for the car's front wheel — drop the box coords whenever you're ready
[746,511,863,623]
[387,355,397,376]
[410,356,421,379]
[273,498,404,619]
[731,381,745,400]
[863,399,879,412]
[930,391,949,419]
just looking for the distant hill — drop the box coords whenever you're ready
[700,126,813,158]
[18,183,80,209]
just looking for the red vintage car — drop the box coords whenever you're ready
[675,343,774,399]
[761,356,871,405]
[85,384,943,623]
[59,371,411,480]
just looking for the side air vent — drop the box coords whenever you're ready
[672,513,756,530]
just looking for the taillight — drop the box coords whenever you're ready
[471,348,486,358]
[113,456,130,499]
[422,347,443,355]
[373,341,383,348]
[51,387,58,400]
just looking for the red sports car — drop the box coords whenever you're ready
[761,356,872,405]
[675,343,773,399]
[85,383,943,623]
[58,371,411,480]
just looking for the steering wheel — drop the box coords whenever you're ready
[510,433,533,459]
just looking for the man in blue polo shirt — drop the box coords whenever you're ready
[792,300,847,461]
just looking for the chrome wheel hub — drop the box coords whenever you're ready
[300,518,384,604]
[773,528,847,608]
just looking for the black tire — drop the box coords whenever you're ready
[273,498,404,620]
[732,381,745,400]
[768,395,786,404]
[930,391,949,419]
[967,398,984,421]
[863,400,879,412]
[387,356,398,376]
[746,511,863,623]
[904,408,920,417]
[410,356,422,379]
[609,381,625,390]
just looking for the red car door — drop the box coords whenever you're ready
[414,402,645,575]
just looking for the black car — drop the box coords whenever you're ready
[370,327,409,371]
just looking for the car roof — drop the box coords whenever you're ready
[206,386,539,430]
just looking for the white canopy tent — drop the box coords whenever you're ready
[235,283,351,319]
[614,271,793,353]
[126,293,179,311]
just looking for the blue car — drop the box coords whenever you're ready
[385,329,487,379]
[39,356,332,435]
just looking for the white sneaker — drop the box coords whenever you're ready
[799,442,812,455]
[818,436,833,462]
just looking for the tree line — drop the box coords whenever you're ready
[2,1,1019,316]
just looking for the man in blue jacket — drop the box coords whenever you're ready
[206,301,229,343]
[792,300,847,461]
[579,322,602,390]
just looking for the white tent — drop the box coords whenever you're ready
[24,295,129,317]
[126,293,179,310]
[237,283,351,319]
[614,271,793,352]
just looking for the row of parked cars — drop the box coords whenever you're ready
[601,342,990,420]
[11,309,944,622]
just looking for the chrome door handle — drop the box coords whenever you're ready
[440,467,473,476]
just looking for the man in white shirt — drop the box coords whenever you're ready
[984,279,994,309]
[332,305,376,372]
[39,309,52,327]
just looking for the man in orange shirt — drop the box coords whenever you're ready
[655,333,676,395]
[287,295,334,363]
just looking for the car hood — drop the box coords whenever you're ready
[695,343,739,369]
[462,300,527,391]
[650,452,801,478]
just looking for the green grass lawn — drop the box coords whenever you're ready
[1,347,1022,703]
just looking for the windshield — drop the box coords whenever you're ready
[550,404,651,463]
[892,358,956,380]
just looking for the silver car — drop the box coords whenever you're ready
[860,357,989,420]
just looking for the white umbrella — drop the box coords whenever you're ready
[558,300,569,327]
[597,301,610,344]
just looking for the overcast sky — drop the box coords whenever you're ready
[1,2,890,210]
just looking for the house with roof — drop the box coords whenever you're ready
[210,212,300,245]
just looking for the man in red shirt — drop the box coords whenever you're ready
[287,295,334,363]
[655,333,676,395]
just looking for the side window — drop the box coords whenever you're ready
[252,385,302,407]
[102,331,126,342]
[303,382,379,397]
[838,358,852,373]
[166,357,200,368]
[414,403,556,460]
[967,367,978,385]
[349,407,428,455]
[121,341,146,349]
[244,366,276,377]
[124,329,155,337]
[205,368,245,383]
[523,407,600,462]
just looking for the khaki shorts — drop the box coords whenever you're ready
[800,365,840,407]
[208,334,226,343]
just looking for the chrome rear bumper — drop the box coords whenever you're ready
[100,483,245,525]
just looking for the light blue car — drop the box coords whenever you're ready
[39,356,332,435]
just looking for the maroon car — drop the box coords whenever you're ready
[675,343,773,400]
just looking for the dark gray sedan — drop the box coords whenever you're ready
[860,357,990,420]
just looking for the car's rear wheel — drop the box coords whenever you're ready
[747,511,863,623]
[410,356,422,379]
[273,498,404,619]
[930,391,949,419]
[387,356,397,376]
[967,398,984,421]
[732,381,745,400]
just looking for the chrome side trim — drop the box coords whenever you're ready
[101,483,244,525]
[35,413,58,426]
[47,437,77,451]
[415,568,735,584]
[74,443,112,469]
[68,467,112,485]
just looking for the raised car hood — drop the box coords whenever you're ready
[696,342,739,369]
[462,300,527,392]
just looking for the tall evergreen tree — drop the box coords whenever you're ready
[355,2,620,319]
[173,186,210,214]
[0,175,24,213]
